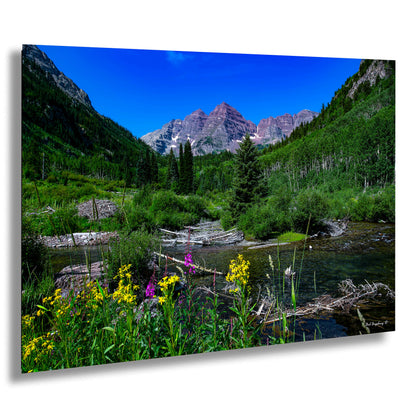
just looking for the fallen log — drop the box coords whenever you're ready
[159,222,244,246]
[208,228,238,241]
[164,239,205,245]
[160,228,187,237]
[153,252,224,275]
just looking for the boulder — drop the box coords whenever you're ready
[77,199,118,220]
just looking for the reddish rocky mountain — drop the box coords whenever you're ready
[142,102,318,155]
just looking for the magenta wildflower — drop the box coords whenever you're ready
[184,253,193,267]
[184,253,196,275]
[145,277,156,298]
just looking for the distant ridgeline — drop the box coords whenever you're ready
[22,45,157,186]
[141,102,318,156]
[260,59,395,191]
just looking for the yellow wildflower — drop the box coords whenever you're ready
[226,254,250,294]
[112,264,138,308]
[22,314,35,329]
[158,275,180,291]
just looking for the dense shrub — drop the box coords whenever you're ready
[133,185,153,208]
[43,205,82,236]
[220,210,234,231]
[125,204,155,232]
[237,201,291,240]
[350,186,395,222]
[149,190,184,213]
[155,210,198,230]
[145,190,209,230]
[372,186,395,222]
[291,189,329,233]
[182,195,207,217]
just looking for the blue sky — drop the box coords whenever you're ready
[38,45,361,138]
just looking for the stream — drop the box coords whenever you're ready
[48,221,395,341]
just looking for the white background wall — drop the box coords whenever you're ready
[1,1,415,401]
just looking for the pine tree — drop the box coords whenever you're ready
[179,143,185,193]
[168,148,179,192]
[145,148,151,183]
[24,133,43,181]
[230,133,265,219]
[184,140,194,193]
[150,152,158,184]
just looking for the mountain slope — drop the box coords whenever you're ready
[23,45,93,108]
[261,59,395,192]
[22,45,153,182]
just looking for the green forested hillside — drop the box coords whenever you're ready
[22,56,156,185]
[229,59,395,239]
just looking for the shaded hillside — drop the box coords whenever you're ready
[22,45,156,185]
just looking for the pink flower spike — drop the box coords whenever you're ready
[184,253,193,267]
[145,277,156,298]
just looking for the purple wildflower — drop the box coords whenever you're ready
[145,277,156,299]
[184,253,196,275]
[184,253,193,267]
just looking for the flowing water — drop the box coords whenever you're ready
[163,221,395,340]
[49,221,395,341]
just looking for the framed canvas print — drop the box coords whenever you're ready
[21,44,395,373]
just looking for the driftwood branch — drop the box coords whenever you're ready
[196,285,234,300]
[260,279,395,325]
[153,252,224,275]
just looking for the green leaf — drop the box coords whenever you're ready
[104,344,115,355]
[96,279,106,299]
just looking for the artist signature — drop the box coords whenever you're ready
[366,320,389,327]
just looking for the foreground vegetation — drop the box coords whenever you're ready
[22,252,300,373]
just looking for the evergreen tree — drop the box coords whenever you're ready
[145,148,151,183]
[24,133,43,181]
[136,151,151,187]
[168,148,180,192]
[179,143,185,193]
[121,156,132,187]
[166,149,173,189]
[150,152,158,184]
[230,133,265,219]
[184,140,194,193]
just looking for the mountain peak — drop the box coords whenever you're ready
[142,103,318,155]
[210,102,238,114]
[190,108,207,117]
[22,44,93,108]
[214,101,235,110]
